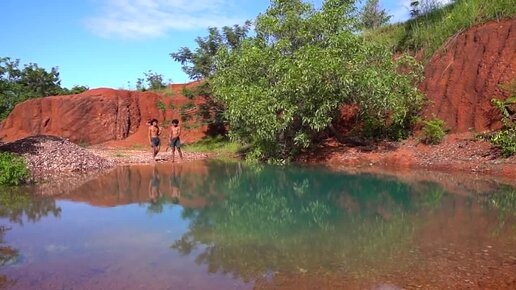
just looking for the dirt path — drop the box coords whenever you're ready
[87,146,212,165]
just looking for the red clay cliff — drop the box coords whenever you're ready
[0,81,209,146]
[421,18,516,132]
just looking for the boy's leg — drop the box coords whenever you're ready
[178,147,183,159]
[171,147,176,162]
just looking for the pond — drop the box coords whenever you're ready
[1,160,515,289]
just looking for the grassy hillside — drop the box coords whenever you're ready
[365,0,516,60]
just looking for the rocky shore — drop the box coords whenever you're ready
[300,133,516,181]
[0,135,114,179]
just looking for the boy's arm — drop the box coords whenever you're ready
[148,127,151,143]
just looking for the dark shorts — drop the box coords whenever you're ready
[151,137,160,147]
[169,137,181,148]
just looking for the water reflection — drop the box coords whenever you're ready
[0,226,16,289]
[164,161,515,287]
[0,187,61,225]
[0,187,61,289]
[0,161,514,289]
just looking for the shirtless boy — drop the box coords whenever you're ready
[169,119,183,162]
[148,119,161,161]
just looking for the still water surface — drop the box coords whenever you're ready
[1,160,515,289]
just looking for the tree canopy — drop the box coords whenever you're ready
[360,0,391,29]
[0,57,88,119]
[210,0,424,161]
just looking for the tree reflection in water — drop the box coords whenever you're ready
[0,186,61,288]
[0,187,61,225]
[169,161,456,282]
[0,226,16,288]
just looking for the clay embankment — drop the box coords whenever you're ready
[421,18,516,132]
[0,81,210,146]
[310,19,516,178]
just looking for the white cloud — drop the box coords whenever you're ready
[387,0,454,23]
[85,0,247,39]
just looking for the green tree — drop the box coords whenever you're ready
[360,0,391,29]
[61,85,89,95]
[410,0,445,17]
[135,70,167,91]
[144,70,166,90]
[0,57,83,119]
[171,22,252,80]
[171,23,252,136]
[212,0,424,161]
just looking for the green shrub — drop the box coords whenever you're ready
[490,96,515,157]
[182,87,195,99]
[0,152,30,186]
[421,118,446,144]
[156,100,166,111]
[490,128,516,157]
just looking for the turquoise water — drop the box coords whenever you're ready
[0,161,515,289]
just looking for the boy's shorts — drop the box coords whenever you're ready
[169,137,181,148]
[151,137,160,147]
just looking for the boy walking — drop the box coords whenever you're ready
[148,119,161,161]
[169,119,183,162]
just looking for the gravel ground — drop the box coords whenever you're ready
[0,135,114,179]
[87,147,211,165]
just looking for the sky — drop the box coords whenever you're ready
[0,0,450,89]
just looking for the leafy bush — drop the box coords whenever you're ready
[490,96,515,157]
[0,152,29,186]
[421,117,447,144]
[212,0,424,160]
[181,87,195,99]
[490,128,516,157]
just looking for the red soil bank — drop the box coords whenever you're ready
[0,81,209,146]
[421,18,516,133]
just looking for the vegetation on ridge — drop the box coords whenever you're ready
[365,0,516,60]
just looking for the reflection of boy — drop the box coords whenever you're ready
[169,119,183,162]
[148,167,161,203]
[169,165,182,204]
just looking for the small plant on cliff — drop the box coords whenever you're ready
[156,101,166,111]
[421,117,447,144]
[489,96,515,157]
[0,152,29,186]
[181,87,195,99]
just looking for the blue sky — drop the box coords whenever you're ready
[0,0,447,89]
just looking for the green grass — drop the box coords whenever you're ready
[185,136,242,155]
[366,0,516,60]
[130,144,145,150]
[151,87,175,97]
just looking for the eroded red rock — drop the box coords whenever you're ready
[0,81,210,146]
[421,18,516,133]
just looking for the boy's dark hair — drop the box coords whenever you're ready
[171,119,179,125]
[150,118,158,124]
